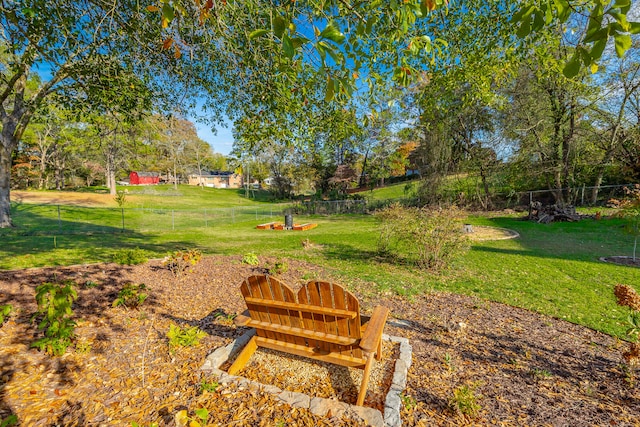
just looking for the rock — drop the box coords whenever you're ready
[349,405,384,427]
[277,390,310,409]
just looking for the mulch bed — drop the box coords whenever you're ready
[600,256,640,268]
[0,256,638,426]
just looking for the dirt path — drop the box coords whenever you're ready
[11,191,115,207]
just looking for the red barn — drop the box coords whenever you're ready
[129,171,160,185]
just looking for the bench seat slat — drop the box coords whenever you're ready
[246,319,359,346]
[244,297,358,319]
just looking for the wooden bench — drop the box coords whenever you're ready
[292,223,318,231]
[256,222,277,229]
[229,275,390,407]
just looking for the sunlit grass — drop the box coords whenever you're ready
[2,188,638,339]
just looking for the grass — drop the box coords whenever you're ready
[2,188,639,340]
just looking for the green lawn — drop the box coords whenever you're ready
[2,188,638,340]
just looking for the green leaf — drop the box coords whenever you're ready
[282,33,294,59]
[318,41,341,64]
[249,29,269,40]
[21,7,35,18]
[631,22,640,34]
[516,16,531,38]
[612,0,631,9]
[552,0,570,21]
[316,42,327,64]
[194,408,209,421]
[272,16,286,39]
[325,77,335,102]
[614,33,632,57]
[511,4,534,23]
[563,54,581,78]
[608,11,630,31]
[291,37,309,49]
[161,3,174,23]
[584,26,609,44]
[320,23,346,44]
[589,38,607,61]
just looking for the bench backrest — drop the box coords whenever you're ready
[239,275,363,359]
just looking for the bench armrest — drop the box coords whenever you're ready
[359,306,389,353]
[234,309,251,326]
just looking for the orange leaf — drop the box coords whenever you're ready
[174,46,182,59]
[146,5,159,12]
[162,37,174,50]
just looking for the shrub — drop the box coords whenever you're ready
[112,248,148,265]
[31,281,77,356]
[449,384,481,417]
[114,190,127,207]
[241,252,259,266]
[375,204,470,271]
[267,259,288,275]
[113,283,149,309]
[1,415,18,427]
[614,284,640,367]
[167,323,207,350]
[0,304,13,325]
[163,249,202,276]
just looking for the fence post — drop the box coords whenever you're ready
[581,185,585,206]
[121,208,125,232]
[57,205,61,232]
[529,191,532,205]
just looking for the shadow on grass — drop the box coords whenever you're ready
[320,242,410,267]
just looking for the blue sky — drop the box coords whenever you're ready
[195,120,234,155]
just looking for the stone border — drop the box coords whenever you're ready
[201,330,412,427]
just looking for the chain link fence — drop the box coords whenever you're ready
[4,204,291,235]
[290,200,367,215]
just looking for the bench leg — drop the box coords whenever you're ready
[228,335,258,375]
[356,352,375,406]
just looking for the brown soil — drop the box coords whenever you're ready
[600,256,640,268]
[11,190,115,207]
[0,256,638,426]
[467,226,519,241]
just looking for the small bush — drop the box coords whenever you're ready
[1,415,18,427]
[614,284,640,367]
[114,190,127,207]
[163,249,202,276]
[75,338,92,354]
[449,384,481,417]
[112,248,148,265]
[167,323,207,350]
[375,204,470,271]
[31,281,77,356]
[241,252,259,266]
[113,283,149,309]
[267,259,288,275]
[0,304,13,324]
[199,378,219,393]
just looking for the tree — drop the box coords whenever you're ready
[157,0,639,99]
[0,1,157,226]
[588,42,640,202]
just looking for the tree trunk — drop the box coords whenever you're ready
[0,143,13,228]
